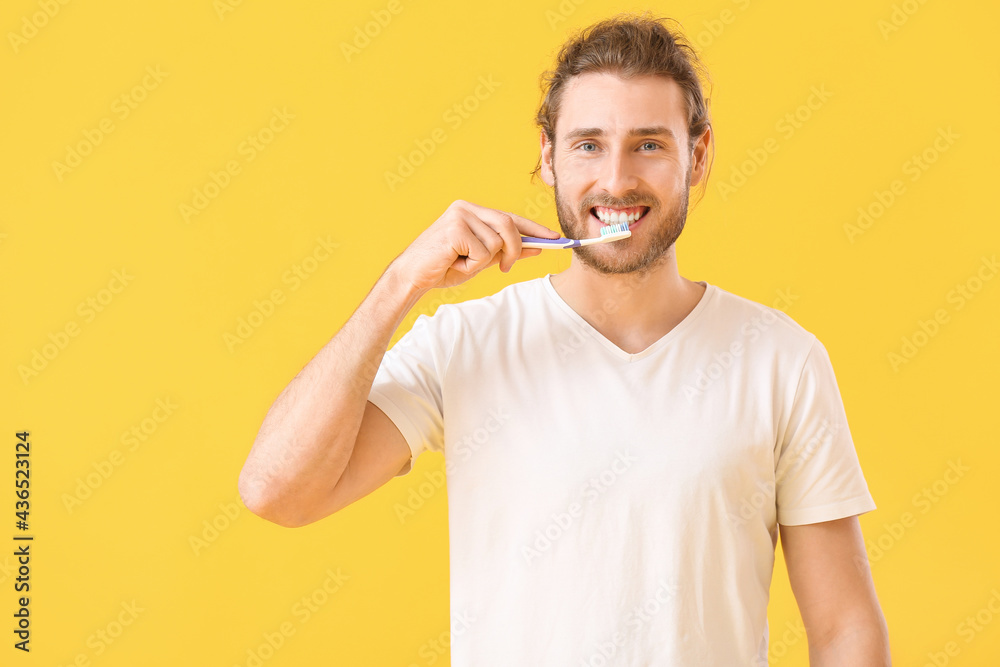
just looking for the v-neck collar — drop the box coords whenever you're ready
[540,273,716,362]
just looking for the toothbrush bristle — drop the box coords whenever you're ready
[600,221,630,236]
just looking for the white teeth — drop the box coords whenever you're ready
[595,208,636,224]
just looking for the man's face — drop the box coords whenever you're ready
[540,72,705,275]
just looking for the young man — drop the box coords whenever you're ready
[238,12,891,665]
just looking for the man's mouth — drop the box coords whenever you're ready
[589,205,649,227]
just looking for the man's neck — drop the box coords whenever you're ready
[548,251,705,355]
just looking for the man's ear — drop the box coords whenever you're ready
[540,130,555,187]
[689,126,712,187]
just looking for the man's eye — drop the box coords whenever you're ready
[581,142,597,152]
[641,142,658,151]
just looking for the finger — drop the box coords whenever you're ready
[450,218,492,274]
[453,235,541,273]
[479,214,548,271]
[467,202,561,240]
[473,208,548,272]
[466,216,511,272]
[508,212,561,240]
[477,211,522,273]
[461,216,506,273]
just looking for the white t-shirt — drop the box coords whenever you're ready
[368,274,876,666]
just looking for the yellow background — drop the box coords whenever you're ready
[2,0,998,664]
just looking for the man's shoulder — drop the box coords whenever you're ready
[707,282,818,352]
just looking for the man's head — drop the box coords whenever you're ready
[533,13,714,276]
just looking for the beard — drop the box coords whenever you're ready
[552,169,691,276]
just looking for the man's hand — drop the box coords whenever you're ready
[392,199,561,292]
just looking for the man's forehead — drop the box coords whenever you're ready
[556,72,687,139]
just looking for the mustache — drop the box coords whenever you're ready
[581,199,657,211]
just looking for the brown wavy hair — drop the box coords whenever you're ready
[531,11,714,203]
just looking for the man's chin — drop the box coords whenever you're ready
[575,247,669,275]
[570,232,667,273]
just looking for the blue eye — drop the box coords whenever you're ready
[581,142,597,152]
[641,141,658,151]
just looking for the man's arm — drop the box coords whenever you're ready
[237,262,428,527]
[237,201,559,527]
[779,515,891,666]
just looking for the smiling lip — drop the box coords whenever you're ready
[589,206,649,232]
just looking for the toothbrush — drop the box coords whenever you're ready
[520,222,631,249]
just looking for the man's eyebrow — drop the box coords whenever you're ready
[562,126,678,142]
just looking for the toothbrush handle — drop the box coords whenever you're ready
[520,235,581,249]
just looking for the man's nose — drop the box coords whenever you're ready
[596,147,639,197]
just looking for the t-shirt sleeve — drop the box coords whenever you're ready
[367,308,453,477]
[774,338,877,526]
